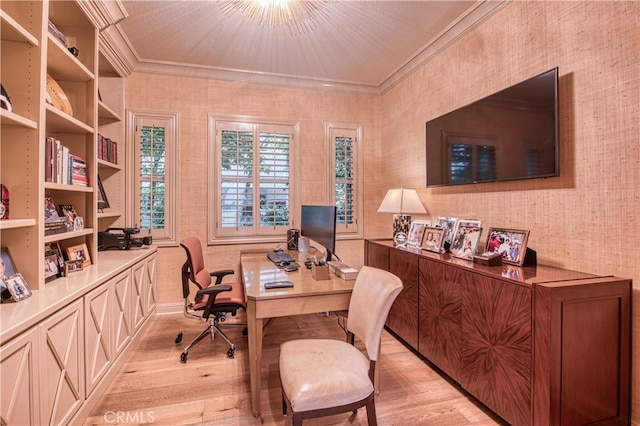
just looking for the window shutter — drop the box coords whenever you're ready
[139,125,166,230]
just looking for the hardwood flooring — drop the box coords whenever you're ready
[84,312,506,425]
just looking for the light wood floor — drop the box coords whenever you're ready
[84,312,506,425]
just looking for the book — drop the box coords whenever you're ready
[44,197,61,223]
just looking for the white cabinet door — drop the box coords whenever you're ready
[39,299,84,425]
[1,327,40,425]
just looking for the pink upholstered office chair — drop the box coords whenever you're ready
[175,236,247,362]
[279,266,403,425]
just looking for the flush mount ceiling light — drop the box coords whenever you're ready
[220,0,329,35]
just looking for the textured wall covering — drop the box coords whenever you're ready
[379,2,639,421]
[126,1,639,422]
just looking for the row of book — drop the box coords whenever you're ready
[45,137,87,186]
[98,134,118,165]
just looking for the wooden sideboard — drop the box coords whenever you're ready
[365,239,631,426]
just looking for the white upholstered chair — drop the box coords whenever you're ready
[278,265,403,425]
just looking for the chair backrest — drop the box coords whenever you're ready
[180,237,212,299]
[347,266,403,362]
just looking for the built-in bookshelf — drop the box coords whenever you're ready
[97,51,125,229]
[0,0,123,291]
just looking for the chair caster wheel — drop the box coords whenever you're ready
[227,348,235,358]
[175,332,183,344]
[180,352,188,363]
[242,328,248,337]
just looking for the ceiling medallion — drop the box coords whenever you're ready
[220,0,329,35]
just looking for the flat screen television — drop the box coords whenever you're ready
[300,205,337,262]
[426,67,559,187]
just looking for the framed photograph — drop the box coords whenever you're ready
[59,204,77,231]
[435,216,458,246]
[44,242,65,282]
[485,228,530,266]
[1,247,17,301]
[64,259,84,275]
[407,220,430,247]
[97,174,110,209]
[5,273,32,301]
[450,219,483,261]
[66,243,91,268]
[421,226,445,253]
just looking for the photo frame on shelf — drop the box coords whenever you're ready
[1,247,17,302]
[44,242,65,282]
[64,259,84,275]
[59,204,77,231]
[421,226,445,253]
[407,220,430,247]
[66,243,91,268]
[97,174,110,210]
[485,228,530,266]
[435,216,458,247]
[450,219,483,261]
[5,273,31,302]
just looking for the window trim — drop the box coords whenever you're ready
[207,114,300,245]
[325,122,363,240]
[126,110,179,247]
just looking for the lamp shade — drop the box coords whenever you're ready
[377,188,426,214]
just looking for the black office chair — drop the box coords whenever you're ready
[174,236,247,361]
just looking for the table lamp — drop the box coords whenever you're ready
[377,188,426,247]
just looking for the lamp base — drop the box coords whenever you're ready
[393,214,411,247]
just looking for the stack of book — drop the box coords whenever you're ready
[97,134,118,164]
[45,137,86,186]
[47,21,67,46]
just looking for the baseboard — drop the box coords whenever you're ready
[156,302,182,315]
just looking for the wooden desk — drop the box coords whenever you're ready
[241,251,355,417]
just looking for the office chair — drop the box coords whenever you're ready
[279,266,403,425]
[175,236,247,362]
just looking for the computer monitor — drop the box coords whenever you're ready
[300,205,337,261]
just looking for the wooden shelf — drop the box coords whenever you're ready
[0,109,37,129]
[0,218,37,230]
[44,228,94,244]
[0,9,39,46]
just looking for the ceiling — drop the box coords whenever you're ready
[115,1,507,94]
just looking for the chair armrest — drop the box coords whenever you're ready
[210,269,235,284]
[197,284,232,319]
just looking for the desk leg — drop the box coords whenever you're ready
[247,300,264,417]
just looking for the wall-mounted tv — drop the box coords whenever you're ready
[426,68,558,187]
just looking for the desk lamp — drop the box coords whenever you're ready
[377,188,426,247]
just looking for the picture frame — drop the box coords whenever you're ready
[66,243,91,268]
[435,216,458,246]
[1,247,17,301]
[97,174,110,210]
[450,219,483,261]
[485,227,530,266]
[44,242,65,281]
[64,259,84,275]
[5,273,32,301]
[407,220,430,247]
[421,226,445,253]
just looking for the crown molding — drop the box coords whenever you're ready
[99,25,137,77]
[78,0,128,30]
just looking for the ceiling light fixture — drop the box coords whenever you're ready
[220,0,328,35]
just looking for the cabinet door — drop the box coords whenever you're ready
[387,248,419,348]
[461,274,532,426]
[39,299,84,425]
[112,269,133,356]
[1,328,40,425]
[132,253,157,331]
[365,240,389,271]
[85,283,113,395]
[418,259,462,382]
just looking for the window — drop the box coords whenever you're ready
[209,115,299,243]
[127,111,178,245]
[326,123,363,238]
